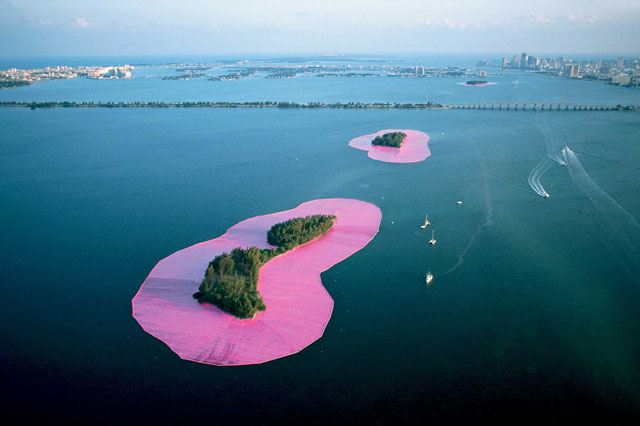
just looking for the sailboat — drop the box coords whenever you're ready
[426,271,433,285]
[429,229,437,245]
[420,214,430,229]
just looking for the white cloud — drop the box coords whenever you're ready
[71,17,89,28]
[534,14,554,24]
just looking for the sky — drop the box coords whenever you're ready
[1,0,639,57]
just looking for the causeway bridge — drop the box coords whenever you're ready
[446,103,621,111]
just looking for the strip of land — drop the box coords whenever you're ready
[0,101,636,111]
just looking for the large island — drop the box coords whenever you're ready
[132,198,381,366]
[193,214,336,319]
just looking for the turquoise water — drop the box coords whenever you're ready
[1,63,640,423]
[2,64,639,106]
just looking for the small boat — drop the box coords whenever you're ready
[429,229,437,245]
[420,214,430,229]
[426,271,433,285]
[544,193,550,198]
[561,162,566,166]
[457,201,463,205]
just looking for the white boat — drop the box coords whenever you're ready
[457,201,463,205]
[429,229,437,245]
[426,271,433,285]
[420,214,430,229]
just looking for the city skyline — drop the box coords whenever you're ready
[2,0,640,57]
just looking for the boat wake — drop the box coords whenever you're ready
[480,147,533,194]
[527,113,568,197]
[536,113,565,165]
[562,146,640,276]
[445,159,494,274]
[527,156,553,197]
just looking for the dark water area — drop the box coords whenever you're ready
[1,62,640,424]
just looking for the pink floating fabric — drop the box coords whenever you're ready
[132,198,381,366]
[348,129,431,163]
[456,82,498,87]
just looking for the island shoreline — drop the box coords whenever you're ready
[132,198,382,366]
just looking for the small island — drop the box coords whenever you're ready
[193,214,336,319]
[162,73,206,80]
[371,131,407,148]
[349,129,431,163]
[466,80,488,86]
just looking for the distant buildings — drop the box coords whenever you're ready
[0,64,133,85]
[611,75,631,86]
[499,52,639,88]
[86,65,133,79]
[564,64,579,78]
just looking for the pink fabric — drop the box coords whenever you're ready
[348,129,431,163]
[132,198,381,366]
[456,82,498,87]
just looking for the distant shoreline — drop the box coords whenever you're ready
[0,101,637,111]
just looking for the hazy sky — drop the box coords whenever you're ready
[2,0,639,57]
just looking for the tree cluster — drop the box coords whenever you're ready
[267,214,336,250]
[371,132,407,148]
[193,214,336,319]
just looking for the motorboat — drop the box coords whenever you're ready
[429,229,437,245]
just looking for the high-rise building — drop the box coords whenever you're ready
[520,52,528,69]
[617,57,624,68]
[501,57,508,69]
[513,54,520,68]
[564,63,580,78]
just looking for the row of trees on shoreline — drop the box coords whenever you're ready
[0,100,445,110]
[1,101,637,111]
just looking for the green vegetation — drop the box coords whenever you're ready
[161,73,206,80]
[0,101,632,111]
[371,132,407,148]
[193,214,336,319]
[267,214,336,249]
[0,80,32,89]
[0,100,445,110]
[466,80,488,85]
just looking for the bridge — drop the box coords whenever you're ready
[445,103,622,111]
